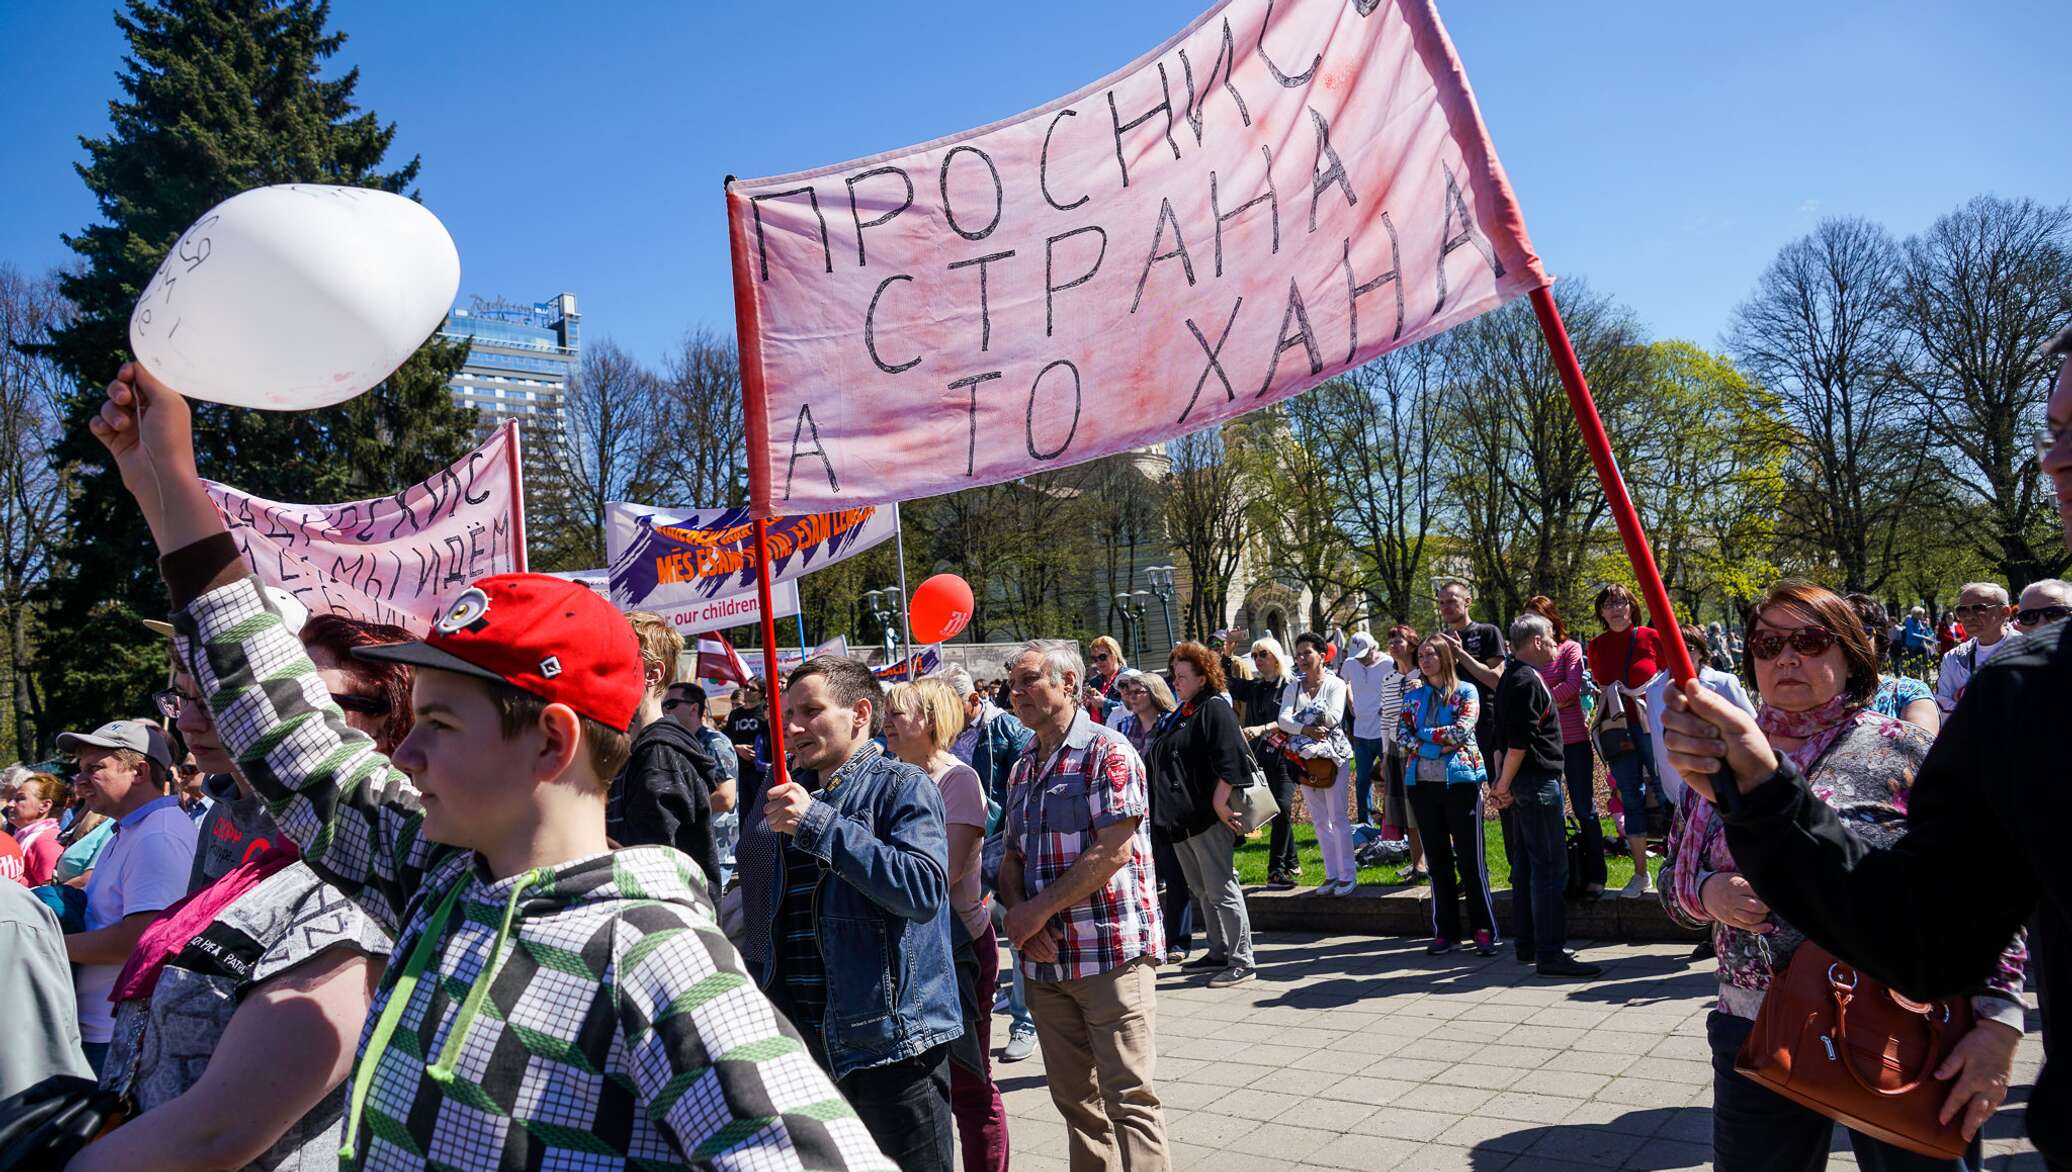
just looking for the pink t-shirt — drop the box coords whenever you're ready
[933,761,990,941]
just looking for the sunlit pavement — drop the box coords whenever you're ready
[989,932,2046,1171]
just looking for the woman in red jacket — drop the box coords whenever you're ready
[1587,584,1665,899]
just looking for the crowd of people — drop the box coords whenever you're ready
[0,340,2066,1172]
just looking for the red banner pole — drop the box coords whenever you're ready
[751,518,790,786]
[505,421,528,573]
[1529,286,1696,686]
[727,174,789,782]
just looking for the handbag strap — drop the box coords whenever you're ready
[1827,964,1947,1097]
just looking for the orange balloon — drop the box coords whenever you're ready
[910,574,975,644]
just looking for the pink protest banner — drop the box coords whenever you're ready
[201,421,528,633]
[727,0,1548,513]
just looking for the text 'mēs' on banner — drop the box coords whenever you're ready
[727,0,1549,514]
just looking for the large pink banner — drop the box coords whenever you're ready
[201,422,526,634]
[727,0,1547,514]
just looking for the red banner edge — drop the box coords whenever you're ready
[726,183,778,519]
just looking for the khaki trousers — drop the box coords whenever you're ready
[1025,955,1169,1171]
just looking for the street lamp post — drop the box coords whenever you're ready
[1145,565,1178,650]
[1113,592,1144,665]
[863,588,906,667]
[1132,590,1157,661]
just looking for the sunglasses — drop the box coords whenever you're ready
[2016,605,2071,627]
[662,698,701,711]
[152,687,197,719]
[330,692,388,715]
[176,764,203,777]
[1952,604,2002,617]
[1748,626,1836,661]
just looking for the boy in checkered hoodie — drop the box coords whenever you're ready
[90,364,890,1171]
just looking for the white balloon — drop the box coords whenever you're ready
[128,184,461,410]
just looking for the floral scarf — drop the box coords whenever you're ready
[1753,693,1859,773]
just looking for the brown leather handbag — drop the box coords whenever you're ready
[1735,939,1974,1159]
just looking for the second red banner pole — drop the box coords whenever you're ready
[751,517,790,787]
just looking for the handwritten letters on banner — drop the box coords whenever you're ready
[202,422,525,634]
[728,0,1549,512]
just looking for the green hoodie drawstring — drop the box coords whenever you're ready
[339,877,467,1163]
[427,867,545,1085]
[337,867,545,1163]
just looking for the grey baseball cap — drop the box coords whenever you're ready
[56,720,174,770]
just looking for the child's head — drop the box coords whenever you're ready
[356,576,642,850]
[625,610,683,704]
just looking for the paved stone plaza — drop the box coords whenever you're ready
[992,932,2046,1171]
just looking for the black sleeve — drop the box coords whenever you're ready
[1491,671,1524,754]
[1203,700,1254,789]
[615,742,692,851]
[1721,668,2040,1001]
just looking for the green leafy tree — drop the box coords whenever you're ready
[32,0,476,740]
[1622,341,1788,621]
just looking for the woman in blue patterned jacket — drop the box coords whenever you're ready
[1397,635,1498,957]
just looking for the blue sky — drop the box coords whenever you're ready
[2,1,2064,367]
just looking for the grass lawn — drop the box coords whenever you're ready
[1233,817,1665,892]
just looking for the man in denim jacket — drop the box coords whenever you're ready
[736,655,963,1172]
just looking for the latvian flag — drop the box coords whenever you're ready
[696,630,754,685]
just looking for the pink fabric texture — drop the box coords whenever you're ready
[727,0,1550,512]
[110,838,300,1004]
[1539,640,1590,745]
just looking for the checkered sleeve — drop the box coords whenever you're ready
[1088,737,1148,830]
[612,901,895,1171]
[173,575,436,935]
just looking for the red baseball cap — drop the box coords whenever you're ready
[354,574,643,731]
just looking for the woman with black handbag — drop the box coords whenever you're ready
[1148,642,1258,989]
[1660,580,2025,1170]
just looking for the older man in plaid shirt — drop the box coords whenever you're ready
[998,639,1168,1172]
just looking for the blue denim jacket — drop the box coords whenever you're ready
[737,742,963,1080]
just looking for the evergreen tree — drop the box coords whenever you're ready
[32,0,476,744]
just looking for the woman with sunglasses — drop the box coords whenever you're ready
[1111,671,1194,964]
[72,615,415,1172]
[1661,580,2025,1172]
[1587,584,1666,898]
[1846,593,1939,733]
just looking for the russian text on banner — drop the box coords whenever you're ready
[727,0,1548,513]
[201,421,525,633]
[605,501,898,613]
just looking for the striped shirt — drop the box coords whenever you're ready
[1378,665,1421,755]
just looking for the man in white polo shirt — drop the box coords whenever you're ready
[58,719,195,1074]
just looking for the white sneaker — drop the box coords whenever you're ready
[1618,872,1657,899]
